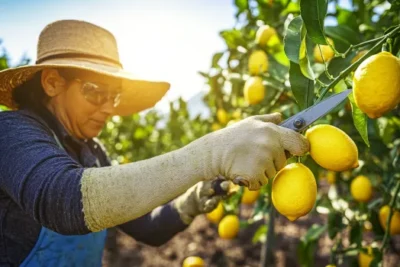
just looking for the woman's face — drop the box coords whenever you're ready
[42,69,122,139]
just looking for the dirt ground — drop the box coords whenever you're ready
[102,206,400,267]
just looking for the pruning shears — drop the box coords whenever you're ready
[211,89,353,194]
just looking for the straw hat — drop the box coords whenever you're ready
[0,20,170,116]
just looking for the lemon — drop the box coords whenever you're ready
[363,221,373,232]
[218,215,240,239]
[248,50,269,75]
[326,265,336,267]
[351,50,368,64]
[255,25,277,46]
[353,51,400,118]
[341,171,352,181]
[227,119,241,127]
[232,109,242,120]
[206,201,224,224]
[305,125,359,172]
[216,108,228,124]
[326,171,336,185]
[350,175,372,202]
[272,163,317,221]
[183,256,205,267]
[313,38,335,63]
[228,182,240,194]
[244,76,265,105]
[241,188,260,205]
[379,205,400,235]
[358,246,373,267]
[211,122,222,132]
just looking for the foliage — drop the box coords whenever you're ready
[199,0,400,266]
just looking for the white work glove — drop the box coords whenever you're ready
[184,112,310,190]
[81,113,309,232]
[173,180,230,224]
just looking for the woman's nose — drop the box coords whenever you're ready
[100,99,115,114]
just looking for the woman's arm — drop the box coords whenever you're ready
[0,111,89,235]
[0,111,309,235]
[117,201,188,247]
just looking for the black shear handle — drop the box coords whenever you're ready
[211,178,227,196]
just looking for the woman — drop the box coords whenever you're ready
[0,20,309,266]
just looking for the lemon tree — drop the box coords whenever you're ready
[200,0,400,266]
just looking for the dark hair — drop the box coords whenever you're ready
[12,71,49,110]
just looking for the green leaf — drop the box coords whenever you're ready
[234,0,248,17]
[300,0,328,45]
[370,248,383,267]
[302,224,327,243]
[284,16,303,63]
[268,55,289,81]
[212,52,224,68]
[349,93,370,147]
[325,25,361,46]
[0,57,8,70]
[220,29,247,50]
[370,209,386,237]
[283,16,314,79]
[299,28,315,80]
[389,0,400,12]
[198,71,209,78]
[349,222,362,247]
[252,224,268,244]
[327,211,342,239]
[337,7,358,30]
[289,62,314,109]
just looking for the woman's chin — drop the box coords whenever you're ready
[82,126,103,139]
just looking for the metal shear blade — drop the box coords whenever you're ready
[279,89,352,132]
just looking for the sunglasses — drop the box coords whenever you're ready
[75,79,122,108]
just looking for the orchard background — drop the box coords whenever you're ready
[1,0,400,266]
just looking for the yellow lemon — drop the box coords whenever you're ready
[232,109,242,120]
[255,25,277,46]
[218,215,240,239]
[351,50,368,64]
[358,246,373,267]
[313,38,335,63]
[305,125,359,172]
[326,171,337,185]
[241,188,260,205]
[211,122,222,132]
[244,76,265,105]
[216,108,229,124]
[206,201,224,224]
[379,205,400,235]
[341,171,352,181]
[228,182,240,194]
[227,119,241,127]
[326,265,336,267]
[272,163,317,221]
[248,50,269,75]
[363,221,373,232]
[353,51,400,118]
[183,256,205,267]
[350,175,372,202]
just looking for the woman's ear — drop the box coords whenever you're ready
[41,69,66,97]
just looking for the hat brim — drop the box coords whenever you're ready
[0,59,170,116]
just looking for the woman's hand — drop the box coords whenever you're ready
[185,113,309,190]
[173,180,230,224]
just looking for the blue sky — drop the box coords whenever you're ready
[0,0,236,111]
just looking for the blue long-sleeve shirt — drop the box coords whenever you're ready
[0,107,187,266]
